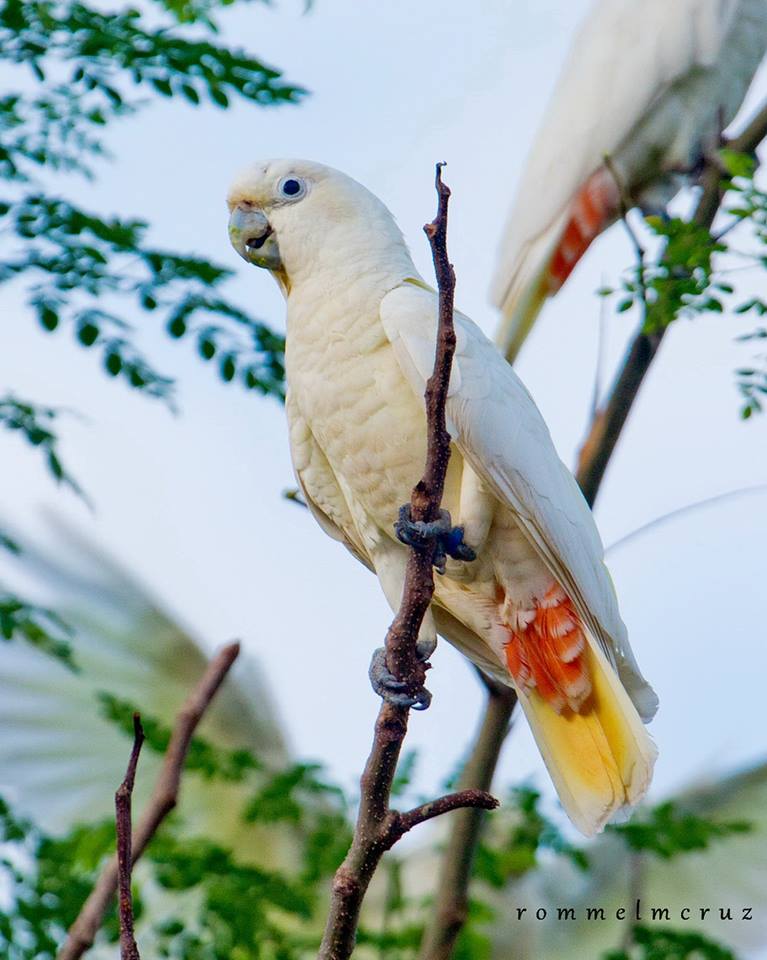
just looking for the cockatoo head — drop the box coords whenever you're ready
[227,159,411,293]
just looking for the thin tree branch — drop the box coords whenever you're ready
[57,641,241,960]
[396,789,498,835]
[418,682,516,960]
[604,482,767,556]
[316,165,497,960]
[576,96,767,507]
[116,714,145,960]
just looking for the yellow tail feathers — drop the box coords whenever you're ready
[516,636,657,837]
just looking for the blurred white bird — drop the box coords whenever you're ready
[491,0,767,363]
[0,515,292,861]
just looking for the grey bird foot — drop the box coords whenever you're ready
[368,646,432,711]
[394,505,476,574]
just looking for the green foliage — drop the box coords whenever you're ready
[391,749,419,798]
[0,0,299,405]
[607,800,751,859]
[0,529,20,553]
[0,592,77,668]
[451,899,496,960]
[604,925,737,960]
[104,690,355,910]
[0,194,287,402]
[0,797,117,959]
[148,832,318,958]
[605,150,767,418]
[98,691,263,781]
[0,0,298,675]
[0,0,304,120]
[0,394,84,667]
[0,393,84,496]
[473,785,588,888]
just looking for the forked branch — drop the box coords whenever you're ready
[58,641,241,960]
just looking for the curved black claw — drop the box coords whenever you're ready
[394,505,476,574]
[368,647,432,711]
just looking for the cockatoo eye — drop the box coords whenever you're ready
[277,176,306,200]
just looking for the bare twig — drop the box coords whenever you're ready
[317,166,498,960]
[605,482,767,556]
[58,641,241,960]
[577,96,767,506]
[116,715,145,960]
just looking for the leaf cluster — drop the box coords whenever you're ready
[601,150,767,419]
[605,925,737,960]
[607,800,751,859]
[0,0,299,405]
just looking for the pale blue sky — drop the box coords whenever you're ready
[2,0,767,835]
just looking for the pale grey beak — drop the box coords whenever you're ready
[228,205,282,270]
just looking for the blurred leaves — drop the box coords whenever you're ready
[99,691,263,781]
[0,0,305,117]
[0,592,76,667]
[0,393,84,496]
[0,394,81,663]
[605,150,767,419]
[473,785,588,889]
[604,925,737,960]
[0,797,116,959]
[607,800,751,860]
[0,0,298,404]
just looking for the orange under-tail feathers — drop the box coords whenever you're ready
[547,166,620,291]
[499,582,657,836]
[504,584,591,713]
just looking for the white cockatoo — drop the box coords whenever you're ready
[491,0,767,364]
[227,159,658,837]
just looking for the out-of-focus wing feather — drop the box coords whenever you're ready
[0,516,292,864]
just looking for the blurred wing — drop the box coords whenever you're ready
[490,760,767,958]
[380,282,656,719]
[490,0,740,361]
[0,515,293,865]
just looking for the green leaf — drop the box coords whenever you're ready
[608,800,751,858]
[719,147,757,180]
[104,351,122,376]
[220,352,236,381]
[39,304,59,331]
[198,336,216,360]
[77,321,99,346]
[150,77,173,97]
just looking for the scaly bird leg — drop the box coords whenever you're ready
[368,643,433,711]
[394,505,476,574]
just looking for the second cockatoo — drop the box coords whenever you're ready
[491,0,767,364]
[227,159,658,837]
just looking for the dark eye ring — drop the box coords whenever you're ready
[278,176,306,199]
